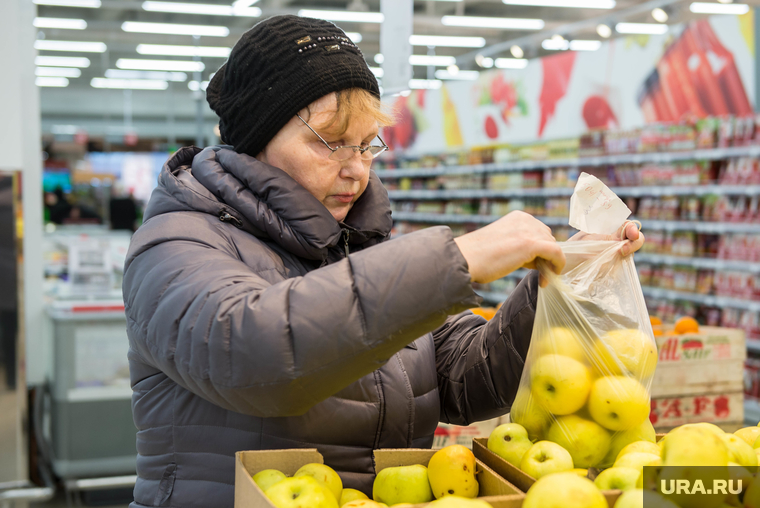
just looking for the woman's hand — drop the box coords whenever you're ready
[454,211,566,286]
[568,221,645,256]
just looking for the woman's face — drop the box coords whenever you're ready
[257,93,378,222]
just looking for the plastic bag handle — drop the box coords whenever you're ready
[620,220,642,240]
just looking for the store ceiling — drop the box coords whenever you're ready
[34,0,759,143]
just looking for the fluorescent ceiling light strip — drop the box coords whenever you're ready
[502,0,614,7]
[689,2,749,14]
[105,69,187,81]
[142,1,260,17]
[35,55,90,67]
[33,0,100,7]
[36,66,82,77]
[570,40,602,51]
[409,55,456,66]
[51,125,79,134]
[409,35,486,48]
[297,10,384,23]
[435,69,480,80]
[35,40,106,53]
[542,38,569,50]
[188,80,210,91]
[91,78,169,90]
[36,77,69,87]
[232,0,259,7]
[441,16,544,30]
[615,22,668,34]
[33,17,87,29]
[409,79,442,89]
[136,44,231,57]
[121,21,229,37]
[116,58,205,72]
[494,58,528,69]
[345,32,362,43]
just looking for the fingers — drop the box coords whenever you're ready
[537,240,566,275]
[624,222,640,241]
[621,231,645,256]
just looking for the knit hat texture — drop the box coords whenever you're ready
[206,15,380,157]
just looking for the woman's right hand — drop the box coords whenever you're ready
[453,211,566,287]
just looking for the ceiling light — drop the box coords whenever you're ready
[91,78,169,90]
[188,80,210,91]
[116,58,205,72]
[475,55,494,68]
[297,10,384,23]
[409,55,456,66]
[570,40,602,51]
[36,67,81,77]
[36,77,69,87]
[510,45,524,58]
[652,7,669,22]
[615,22,668,34]
[374,54,384,64]
[447,64,459,75]
[33,17,87,29]
[136,44,231,58]
[34,40,106,53]
[142,1,260,17]
[494,58,528,69]
[596,23,612,38]
[409,35,486,47]
[542,38,569,50]
[369,67,383,77]
[121,21,229,37]
[502,0,614,7]
[35,55,90,67]
[441,16,544,30]
[717,0,734,3]
[105,69,187,81]
[232,0,259,7]
[435,69,479,80]
[345,32,362,43]
[409,79,442,89]
[690,2,749,14]
[33,0,100,7]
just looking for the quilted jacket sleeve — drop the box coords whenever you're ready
[123,218,479,419]
[434,271,539,426]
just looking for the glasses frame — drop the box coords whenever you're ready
[296,114,389,161]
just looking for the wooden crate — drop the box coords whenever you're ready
[650,391,744,429]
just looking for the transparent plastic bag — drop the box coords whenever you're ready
[510,239,658,470]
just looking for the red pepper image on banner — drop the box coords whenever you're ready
[538,52,576,137]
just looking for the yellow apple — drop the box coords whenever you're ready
[546,414,611,469]
[533,327,588,362]
[753,433,760,450]
[720,434,758,467]
[613,489,680,508]
[593,329,658,379]
[510,386,552,441]
[613,452,660,475]
[372,465,433,505]
[520,440,574,479]
[523,472,606,508]
[531,354,591,415]
[616,441,661,463]
[593,467,640,491]
[265,477,339,508]
[676,422,725,436]
[487,423,533,468]
[570,468,588,477]
[342,502,387,508]
[427,445,478,499]
[423,496,493,507]
[742,473,760,507]
[734,427,760,446]
[603,418,657,467]
[588,376,649,431]
[294,463,343,502]
[339,488,368,506]
[252,469,287,492]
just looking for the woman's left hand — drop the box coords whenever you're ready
[568,221,645,257]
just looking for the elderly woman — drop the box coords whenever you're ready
[123,14,644,508]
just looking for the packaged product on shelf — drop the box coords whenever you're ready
[578,130,605,157]
[696,116,720,148]
[444,200,478,216]
[488,173,523,190]
[416,201,446,214]
[547,138,579,160]
[522,171,542,188]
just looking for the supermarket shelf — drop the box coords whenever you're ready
[391,211,568,225]
[639,220,760,234]
[387,185,760,201]
[375,146,760,179]
[745,400,760,424]
[640,286,760,312]
[635,253,760,274]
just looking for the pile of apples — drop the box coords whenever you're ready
[253,445,494,508]
[510,325,658,470]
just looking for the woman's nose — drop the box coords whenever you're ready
[339,151,368,181]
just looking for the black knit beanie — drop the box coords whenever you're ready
[206,15,380,158]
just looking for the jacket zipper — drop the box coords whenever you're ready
[342,229,350,258]
[219,211,243,228]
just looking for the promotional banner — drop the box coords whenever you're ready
[383,13,756,155]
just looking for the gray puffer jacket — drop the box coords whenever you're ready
[123,146,538,508]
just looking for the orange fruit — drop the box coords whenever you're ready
[653,329,663,337]
[674,316,699,335]
[649,316,662,326]
[470,307,497,321]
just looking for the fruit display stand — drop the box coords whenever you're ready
[650,326,745,431]
[434,417,504,449]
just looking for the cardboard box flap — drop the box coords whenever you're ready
[238,449,323,477]
[374,449,436,470]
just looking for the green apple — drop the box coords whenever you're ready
[613,489,680,508]
[427,445,478,499]
[593,329,658,379]
[339,488,368,506]
[341,501,387,508]
[265,477,339,508]
[675,422,725,437]
[531,354,591,415]
[487,423,533,468]
[523,472,606,508]
[588,376,649,431]
[546,414,611,469]
[252,469,287,492]
[533,326,588,362]
[734,427,760,446]
[510,386,552,442]
[719,433,758,467]
[294,463,343,502]
[614,452,661,470]
[753,433,760,450]
[615,441,660,463]
[520,440,574,479]
[423,496,493,507]
[372,465,433,505]
[593,467,640,491]
[603,418,656,467]
[570,468,588,477]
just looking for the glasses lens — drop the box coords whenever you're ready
[329,147,357,162]
[366,146,387,158]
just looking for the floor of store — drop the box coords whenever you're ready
[31,492,130,508]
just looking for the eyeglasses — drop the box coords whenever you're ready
[297,114,389,162]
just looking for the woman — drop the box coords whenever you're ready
[123,15,644,508]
